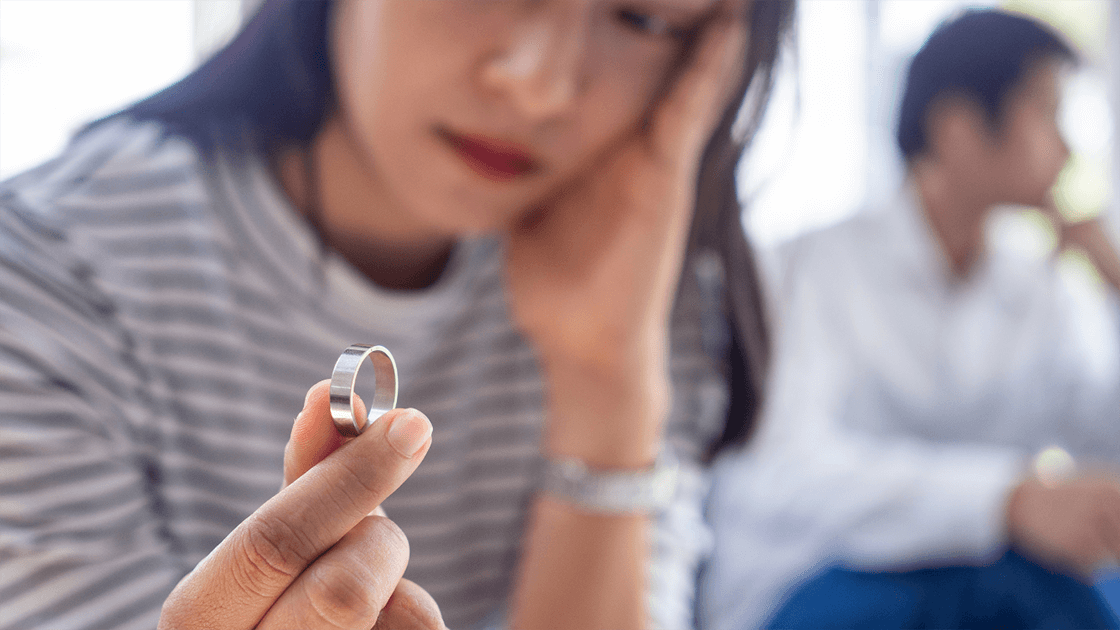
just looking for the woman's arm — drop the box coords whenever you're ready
[0,203,184,629]
[513,365,666,629]
[504,9,747,629]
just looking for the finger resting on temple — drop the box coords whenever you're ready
[651,0,749,160]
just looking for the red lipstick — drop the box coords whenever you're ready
[438,129,540,182]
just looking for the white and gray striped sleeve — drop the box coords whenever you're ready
[645,265,730,630]
[0,198,181,630]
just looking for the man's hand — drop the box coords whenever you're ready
[159,380,445,629]
[1040,197,1120,292]
[1007,473,1120,581]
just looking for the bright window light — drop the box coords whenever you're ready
[0,0,241,180]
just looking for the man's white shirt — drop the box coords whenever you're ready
[699,185,1120,630]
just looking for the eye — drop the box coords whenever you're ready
[615,7,678,38]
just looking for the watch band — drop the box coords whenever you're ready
[539,451,680,515]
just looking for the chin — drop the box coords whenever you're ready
[440,182,549,234]
[419,192,527,236]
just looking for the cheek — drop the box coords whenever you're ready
[332,1,470,159]
[1021,127,1068,189]
[555,48,676,175]
[332,2,393,152]
[999,116,1068,203]
[332,6,466,194]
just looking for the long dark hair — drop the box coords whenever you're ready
[114,0,796,458]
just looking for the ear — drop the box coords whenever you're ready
[925,94,992,166]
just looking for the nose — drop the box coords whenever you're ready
[483,3,590,121]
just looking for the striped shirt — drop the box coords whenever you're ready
[0,119,729,629]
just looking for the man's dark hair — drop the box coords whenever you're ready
[896,9,1076,162]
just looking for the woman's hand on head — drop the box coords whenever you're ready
[504,1,747,375]
[503,2,748,463]
[158,380,445,630]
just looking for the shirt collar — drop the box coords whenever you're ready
[879,180,995,292]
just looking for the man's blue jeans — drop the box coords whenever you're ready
[767,550,1120,629]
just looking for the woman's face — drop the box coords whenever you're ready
[330,0,718,235]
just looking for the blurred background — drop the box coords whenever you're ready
[1,0,1116,262]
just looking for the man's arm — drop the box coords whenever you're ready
[1041,198,1120,293]
[1059,218,1120,293]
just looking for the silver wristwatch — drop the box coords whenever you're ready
[539,451,680,515]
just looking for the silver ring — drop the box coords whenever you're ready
[330,344,398,437]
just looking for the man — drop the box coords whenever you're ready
[701,9,1120,629]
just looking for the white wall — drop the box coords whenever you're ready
[0,0,241,179]
[744,0,1117,255]
[742,0,872,250]
[1112,0,1120,236]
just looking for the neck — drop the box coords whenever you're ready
[275,115,455,291]
[911,159,990,278]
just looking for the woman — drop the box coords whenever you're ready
[0,0,792,628]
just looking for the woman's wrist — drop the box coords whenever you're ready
[540,353,670,470]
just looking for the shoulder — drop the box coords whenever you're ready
[771,213,884,298]
[0,117,216,318]
[0,116,210,231]
[0,116,221,275]
[781,212,884,268]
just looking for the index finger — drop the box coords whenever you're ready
[166,406,433,629]
[284,379,383,489]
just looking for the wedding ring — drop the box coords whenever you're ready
[330,344,398,437]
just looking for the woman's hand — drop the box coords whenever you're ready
[1007,473,1120,581]
[503,4,748,465]
[159,380,445,630]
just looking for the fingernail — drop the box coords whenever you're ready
[387,410,432,458]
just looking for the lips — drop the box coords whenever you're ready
[438,128,540,182]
